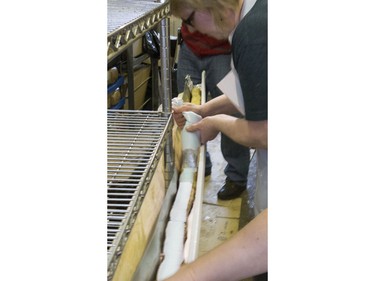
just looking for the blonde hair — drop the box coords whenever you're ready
[170,0,240,28]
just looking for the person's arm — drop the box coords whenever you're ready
[172,95,240,128]
[164,209,268,281]
[187,114,267,149]
[200,95,240,117]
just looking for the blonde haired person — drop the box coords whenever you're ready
[176,14,251,200]
[167,0,268,280]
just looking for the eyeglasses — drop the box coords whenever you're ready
[182,11,195,27]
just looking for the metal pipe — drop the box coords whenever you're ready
[159,17,174,187]
[126,47,135,109]
[159,17,172,112]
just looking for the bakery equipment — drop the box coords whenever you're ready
[107,110,172,280]
[107,2,207,280]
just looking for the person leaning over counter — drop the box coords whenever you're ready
[176,22,251,200]
[166,0,268,280]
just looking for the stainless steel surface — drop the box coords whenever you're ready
[107,0,170,63]
[159,17,172,113]
[159,17,174,183]
[107,109,172,280]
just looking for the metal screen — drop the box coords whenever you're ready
[107,109,172,280]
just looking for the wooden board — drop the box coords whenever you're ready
[112,154,166,281]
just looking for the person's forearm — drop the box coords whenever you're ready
[201,95,240,118]
[165,209,268,281]
[210,114,267,148]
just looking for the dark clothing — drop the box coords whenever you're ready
[231,0,268,216]
[177,42,231,99]
[232,0,268,121]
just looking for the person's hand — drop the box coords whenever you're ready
[186,116,219,144]
[172,103,201,128]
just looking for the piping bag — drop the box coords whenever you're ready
[181,111,202,169]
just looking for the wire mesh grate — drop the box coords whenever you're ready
[107,109,172,279]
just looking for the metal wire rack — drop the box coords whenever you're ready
[107,109,172,280]
[107,0,170,63]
